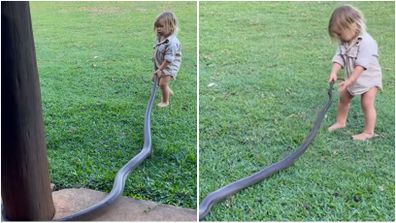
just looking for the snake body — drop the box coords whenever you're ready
[199,83,334,220]
[58,81,158,221]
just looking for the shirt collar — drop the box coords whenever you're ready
[341,33,363,52]
[156,34,175,45]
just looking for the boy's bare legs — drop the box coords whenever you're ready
[158,75,172,107]
[352,87,378,140]
[328,88,353,132]
[168,86,174,96]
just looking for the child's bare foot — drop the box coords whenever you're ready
[328,123,346,132]
[352,132,376,141]
[157,102,169,108]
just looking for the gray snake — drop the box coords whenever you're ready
[199,82,334,220]
[57,79,158,221]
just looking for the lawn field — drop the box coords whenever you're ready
[199,2,394,221]
[30,2,197,208]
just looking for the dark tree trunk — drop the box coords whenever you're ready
[1,1,55,220]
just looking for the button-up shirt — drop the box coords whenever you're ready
[153,34,182,78]
[332,32,382,95]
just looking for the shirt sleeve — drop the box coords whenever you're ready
[332,47,344,67]
[164,41,178,63]
[355,39,378,70]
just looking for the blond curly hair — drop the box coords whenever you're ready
[328,5,366,42]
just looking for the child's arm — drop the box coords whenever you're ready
[155,60,171,77]
[329,46,344,83]
[152,60,170,81]
[339,36,378,91]
[339,65,365,92]
[328,62,342,82]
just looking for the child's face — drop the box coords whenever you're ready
[335,23,359,43]
[155,20,170,37]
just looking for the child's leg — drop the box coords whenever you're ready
[328,88,353,132]
[168,86,174,96]
[158,75,172,107]
[352,87,378,140]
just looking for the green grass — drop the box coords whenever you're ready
[199,2,394,221]
[30,2,196,208]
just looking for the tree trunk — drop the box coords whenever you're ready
[1,2,56,220]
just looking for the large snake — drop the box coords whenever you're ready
[199,82,334,220]
[57,79,159,221]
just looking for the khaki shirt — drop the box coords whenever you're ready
[153,34,182,78]
[332,32,382,95]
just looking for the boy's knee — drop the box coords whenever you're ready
[339,97,350,105]
[361,93,376,110]
[159,82,167,88]
[361,100,374,111]
[339,91,352,104]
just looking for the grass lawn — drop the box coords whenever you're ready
[199,2,394,221]
[31,2,196,209]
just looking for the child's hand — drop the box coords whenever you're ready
[151,73,156,82]
[152,70,161,81]
[328,73,337,83]
[154,69,163,78]
[338,80,351,92]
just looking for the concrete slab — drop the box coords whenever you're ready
[52,188,197,221]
